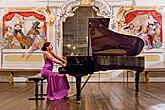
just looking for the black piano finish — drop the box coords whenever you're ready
[59,56,94,101]
[59,55,144,101]
[59,18,145,101]
[60,56,95,75]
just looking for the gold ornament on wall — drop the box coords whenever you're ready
[48,15,55,26]
[81,0,91,5]
[37,7,55,27]
[46,7,55,27]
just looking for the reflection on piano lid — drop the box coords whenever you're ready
[88,18,144,56]
[93,55,144,72]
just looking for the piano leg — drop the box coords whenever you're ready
[73,74,89,102]
[76,76,81,102]
[80,74,92,92]
[135,71,140,95]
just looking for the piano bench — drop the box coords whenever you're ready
[144,68,165,85]
[28,74,46,100]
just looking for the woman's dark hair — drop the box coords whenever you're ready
[41,42,50,51]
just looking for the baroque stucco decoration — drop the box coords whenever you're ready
[90,0,115,30]
[56,0,113,45]
[55,0,81,46]
[91,0,112,17]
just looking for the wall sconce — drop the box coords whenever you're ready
[49,18,55,26]
[44,7,55,27]
[45,16,55,26]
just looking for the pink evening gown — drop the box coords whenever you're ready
[41,57,70,100]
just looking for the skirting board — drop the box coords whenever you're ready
[1,77,165,83]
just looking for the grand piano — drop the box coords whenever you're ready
[59,18,145,101]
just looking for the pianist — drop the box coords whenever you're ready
[41,41,70,100]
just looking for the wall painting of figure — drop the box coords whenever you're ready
[2,11,47,50]
[118,7,162,49]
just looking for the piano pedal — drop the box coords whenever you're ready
[77,101,81,104]
[68,93,76,97]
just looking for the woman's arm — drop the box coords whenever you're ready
[50,51,67,64]
[44,51,65,66]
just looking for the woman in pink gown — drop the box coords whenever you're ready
[41,42,70,100]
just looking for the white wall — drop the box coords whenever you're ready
[0,0,38,7]
[1,0,165,8]
[136,0,165,6]
[0,0,65,8]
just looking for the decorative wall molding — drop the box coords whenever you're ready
[61,0,80,19]
[2,49,43,69]
[55,0,81,47]
[90,0,113,17]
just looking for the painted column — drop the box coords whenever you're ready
[48,8,56,56]
[55,8,63,57]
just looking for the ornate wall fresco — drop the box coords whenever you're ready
[1,9,47,50]
[0,7,54,68]
[118,6,162,49]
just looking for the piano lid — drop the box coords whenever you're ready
[88,18,144,56]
